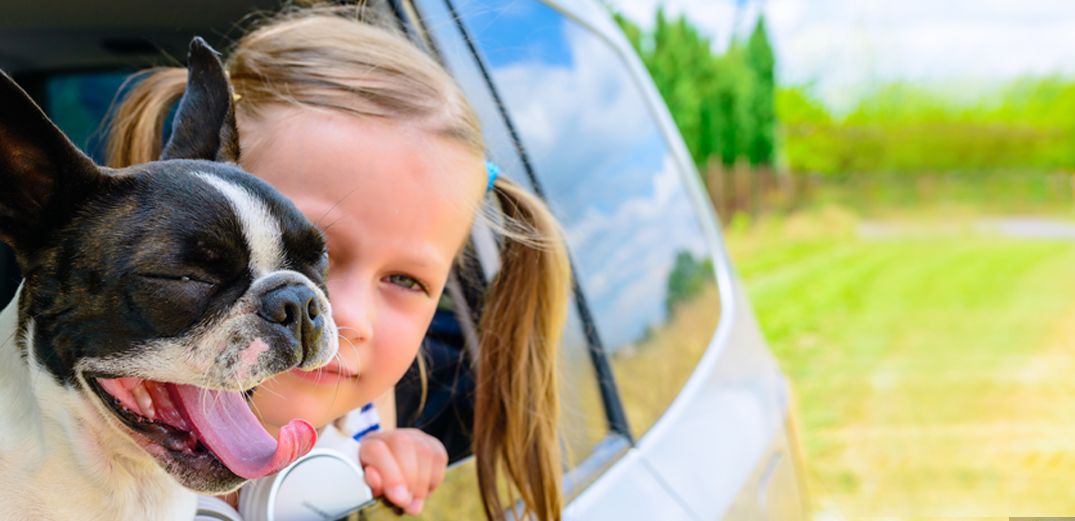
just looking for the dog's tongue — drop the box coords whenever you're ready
[166,383,316,479]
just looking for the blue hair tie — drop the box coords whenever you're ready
[485,160,500,193]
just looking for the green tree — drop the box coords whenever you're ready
[744,16,776,167]
[647,8,719,169]
[712,45,752,167]
[613,9,777,174]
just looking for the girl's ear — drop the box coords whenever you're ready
[161,37,240,163]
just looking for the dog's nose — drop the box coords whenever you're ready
[258,284,323,362]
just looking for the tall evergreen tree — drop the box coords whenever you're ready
[745,16,776,167]
[612,8,777,172]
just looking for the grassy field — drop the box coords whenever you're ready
[725,207,1075,519]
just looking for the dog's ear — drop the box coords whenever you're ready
[0,71,102,255]
[161,37,240,163]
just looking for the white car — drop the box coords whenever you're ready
[0,0,807,519]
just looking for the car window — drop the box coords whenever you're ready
[453,0,723,439]
[43,71,134,163]
[412,0,621,473]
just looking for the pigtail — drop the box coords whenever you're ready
[475,177,571,521]
[106,67,188,167]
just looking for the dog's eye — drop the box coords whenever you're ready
[138,273,215,286]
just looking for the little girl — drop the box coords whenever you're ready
[108,7,570,521]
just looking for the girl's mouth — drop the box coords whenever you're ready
[289,363,359,384]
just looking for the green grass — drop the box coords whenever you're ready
[726,208,1075,518]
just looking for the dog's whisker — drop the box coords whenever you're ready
[231,372,247,430]
[246,394,267,429]
[200,385,213,423]
[334,331,362,355]
[254,379,287,401]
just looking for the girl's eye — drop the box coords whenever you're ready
[385,273,427,294]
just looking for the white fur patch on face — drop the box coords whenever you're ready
[195,173,284,275]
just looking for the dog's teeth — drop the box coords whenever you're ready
[145,381,189,431]
[130,382,156,420]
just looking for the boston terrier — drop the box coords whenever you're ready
[0,38,338,520]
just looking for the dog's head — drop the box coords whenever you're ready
[0,39,337,493]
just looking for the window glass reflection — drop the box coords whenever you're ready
[456,0,722,438]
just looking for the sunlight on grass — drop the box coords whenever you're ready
[726,207,1075,518]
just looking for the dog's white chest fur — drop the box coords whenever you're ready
[0,292,196,521]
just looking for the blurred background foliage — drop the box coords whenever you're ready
[781,78,1075,176]
[613,10,1075,217]
[612,4,1075,519]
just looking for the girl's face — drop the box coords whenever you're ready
[238,106,484,435]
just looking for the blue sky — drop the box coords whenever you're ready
[605,0,1075,108]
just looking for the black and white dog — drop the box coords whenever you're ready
[0,39,338,519]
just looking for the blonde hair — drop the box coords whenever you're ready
[107,8,570,521]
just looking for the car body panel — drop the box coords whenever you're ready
[564,448,699,521]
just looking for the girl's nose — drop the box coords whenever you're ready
[330,280,374,346]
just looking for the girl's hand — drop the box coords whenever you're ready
[359,428,448,515]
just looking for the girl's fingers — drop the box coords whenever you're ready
[359,437,411,507]
[363,465,383,497]
[389,432,420,496]
[427,437,447,492]
[406,434,438,515]
[411,440,432,501]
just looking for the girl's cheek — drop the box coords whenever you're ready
[376,308,430,377]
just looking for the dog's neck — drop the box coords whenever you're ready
[0,286,197,520]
